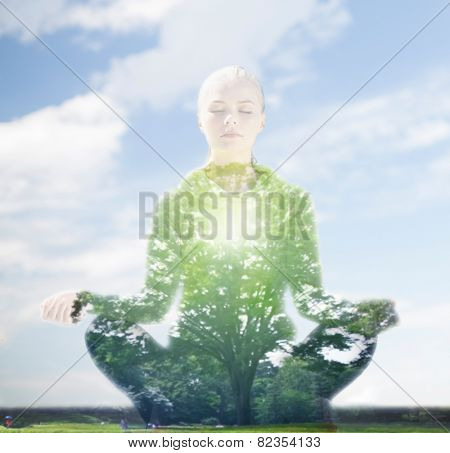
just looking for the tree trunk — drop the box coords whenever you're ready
[235,384,251,425]
[217,386,227,424]
[230,369,254,425]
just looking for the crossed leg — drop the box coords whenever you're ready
[85,316,377,424]
[289,324,377,421]
[84,316,183,424]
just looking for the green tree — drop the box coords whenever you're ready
[141,341,235,424]
[253,356,319,424]
[77,163,398,425]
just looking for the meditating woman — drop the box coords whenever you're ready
[41,66,398,426]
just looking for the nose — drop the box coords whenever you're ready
[224,114,237,126]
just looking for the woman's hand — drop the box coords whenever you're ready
[347,298,399,337]
[41,290,86,325]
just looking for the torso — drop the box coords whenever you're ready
[203,161,258,192]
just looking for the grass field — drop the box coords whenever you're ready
[1,422,449,433]
[1,407,449,433]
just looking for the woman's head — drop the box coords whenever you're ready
[197,66,265,165]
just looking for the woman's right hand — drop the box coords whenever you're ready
[347,298,399,336]
[41,290,86,325]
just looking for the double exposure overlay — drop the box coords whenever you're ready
[74,162,398,425]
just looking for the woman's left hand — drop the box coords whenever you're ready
[347,299,399,336]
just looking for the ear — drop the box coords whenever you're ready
[197,114,203,132]
[260,112,266,130]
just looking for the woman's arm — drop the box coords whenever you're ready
[284,189,397,336]
[72,192,185,326]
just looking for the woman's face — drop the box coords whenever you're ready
[198,77,265,156]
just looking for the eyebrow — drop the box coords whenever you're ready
[209,100,255,104]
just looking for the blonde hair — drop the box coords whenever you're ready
[197,65,265,114]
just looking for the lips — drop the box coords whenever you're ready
[221,132,243,137]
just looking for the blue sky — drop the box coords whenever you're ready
[0,0,449,412]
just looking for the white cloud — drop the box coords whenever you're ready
[0,93,126,214]
[0,0,183,41]
[0,234,147,346]
[96,0,350,112]
[398,302,450,330]
[267,73,450,178]
[0,283,53,347]
[334,329,450,407]
[0,88,142,344]
[62,238,146,286]
[0,327,6,344]
[0,236,145,284]
[264,0,350,82]
[416,150,450,202]
[259,68,450,216]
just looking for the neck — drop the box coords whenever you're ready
[204,159,257,192]
[208,148,252,166]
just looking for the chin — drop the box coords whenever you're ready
[218,139,248,150]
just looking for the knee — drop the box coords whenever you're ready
[351,299,399,336]
[84,315,111,350]
[84,316,98,351]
